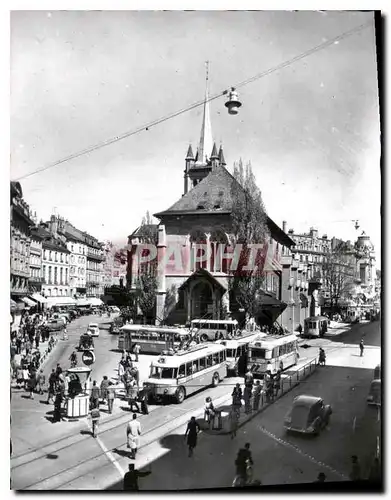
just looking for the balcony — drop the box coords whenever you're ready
[87,250,105,261]
[29,276,44,284]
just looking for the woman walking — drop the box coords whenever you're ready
[184,416,200,457]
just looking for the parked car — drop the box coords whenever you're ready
[367,379,381,406]
[87,323,100,337]
[46,318,65,332]
[284,395,332,435]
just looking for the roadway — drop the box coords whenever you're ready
[10,318,381,490]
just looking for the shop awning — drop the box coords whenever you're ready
[76,298,91,307]
[45,297,76,307]
[31,293,48,304]
[87,297,103,306]
[21,296,37,307]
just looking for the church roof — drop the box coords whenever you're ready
[155,164,295,248]
[155,164,238,216]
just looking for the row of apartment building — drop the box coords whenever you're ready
[10,181,124,309]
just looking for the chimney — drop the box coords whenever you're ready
[282,221,287,233]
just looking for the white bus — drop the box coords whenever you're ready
[247,334,299,376]
[218,331,267,376]
[143,343,227,404]
[190,319,239,342]
[118,325,190,354]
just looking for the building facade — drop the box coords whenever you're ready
[44,215,104,298]
[29,229,44,293]
[127,82,305,330]
[10,182,34,300]
[103,242,127,288]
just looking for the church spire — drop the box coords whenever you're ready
[196,61,214,166]
[218,144,226,166]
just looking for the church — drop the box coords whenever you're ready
[127,81,310,331]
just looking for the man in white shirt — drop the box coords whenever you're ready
[127,413,141,460]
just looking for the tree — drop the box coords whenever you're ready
[229,159,269,322]
[135,211,158,322]
[321,242,356,313]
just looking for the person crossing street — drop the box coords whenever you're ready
[359,339,364,357]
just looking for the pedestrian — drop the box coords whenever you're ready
[138,387,150,415]
[107,383,116,414]
[35,331,40,349]
[36,369,46,395]
[100,376,110,404]
[359,339,364,357]
[22,367,29,391]
[184,416,200,457]
[90,380,100,409]
[231,383,243,438]
[123,463,151,491]
[126,413,141,460]
[133,343,141,362]
[53,390,64,422]
[55,363,62,377]
[314,472,326,483]
[273,370,281,398]
[47,368,56,403]
[243,386,252,414]
[16,365,24,389]
[319,348,326,366]
[89,407,101,437]
[350,455,361,481]
[128,379,140,413]
[252,380,262,411]
[204,396,215,425]
[244,369,254,391]
[130,366,140,386]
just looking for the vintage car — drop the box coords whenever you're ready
[284,395,332,435]
[78,333,95,351]
[367,379,381,406]
[46,318,65,332]
[87,323,100,337]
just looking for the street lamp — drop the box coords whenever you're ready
[225,88,242,115]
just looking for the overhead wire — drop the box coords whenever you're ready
[12,19,373,183]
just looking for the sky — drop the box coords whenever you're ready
[10,10,381,262]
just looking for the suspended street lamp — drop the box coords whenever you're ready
[225,87,242,115]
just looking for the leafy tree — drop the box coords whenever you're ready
[135,211,158,321]
[321,241,356,313]
[229,159,269,322]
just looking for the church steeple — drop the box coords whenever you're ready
[218,145,226,166]
[195,62,213,167]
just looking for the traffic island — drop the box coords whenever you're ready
[202,357,319,436]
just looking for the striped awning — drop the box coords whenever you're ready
[21,296,37,307]
[31,293,48,304]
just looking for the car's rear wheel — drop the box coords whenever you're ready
[200,334,209,342]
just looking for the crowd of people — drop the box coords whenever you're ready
[117,350,149,415]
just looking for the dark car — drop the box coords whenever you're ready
[284,395,332,435]
[78,333,94,351]
[367,379,381,406]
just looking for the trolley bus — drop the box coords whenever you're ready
[248,334,299,376]
[218,331,267,376]
[143,343,227,404]
[118,325,191,354]
[190,319,239,342]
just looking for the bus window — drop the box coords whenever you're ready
[272,347,279,358]
[227,323,233,334]
[206,355,213,367]
[192,360,199,373]
[279,344,286,356]
[186,362,193,375]
[226,348,235,358]
[219,351,225,363]
[150,367,177,379]
[251,348,266,359]
[199,357,206,370]
[178,364,185,377]
[212,353,219,364]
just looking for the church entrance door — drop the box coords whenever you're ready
[191,280,213,319]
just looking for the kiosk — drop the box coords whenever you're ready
[65,367,92,418]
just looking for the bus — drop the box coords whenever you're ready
[303,316,328,338]
[190,319,239,342]
[143,343,227,404]
[247,334,299,376]
[118,325,191,354]
[218,331,267,376]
